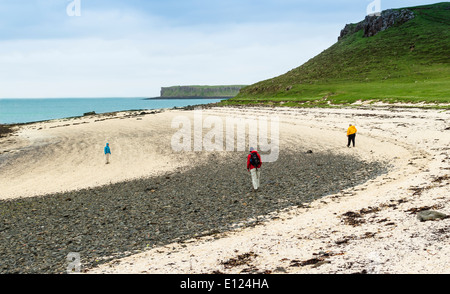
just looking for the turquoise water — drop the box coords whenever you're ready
[0,98,224,124]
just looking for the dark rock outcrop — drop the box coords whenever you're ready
[339,9,415,41]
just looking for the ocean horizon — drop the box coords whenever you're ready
[0,97,225,125]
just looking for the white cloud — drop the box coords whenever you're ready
[0,5,341,98]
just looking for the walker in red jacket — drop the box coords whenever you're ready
[247,147,262,192]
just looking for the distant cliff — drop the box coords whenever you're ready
[160,85,247,98]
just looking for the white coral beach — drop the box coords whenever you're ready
[0,105,448,274]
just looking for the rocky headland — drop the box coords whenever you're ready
[339,8,416,40]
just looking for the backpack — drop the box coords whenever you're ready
[250,152,260,169]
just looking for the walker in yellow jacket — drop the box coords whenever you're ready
[347,124,357,147]
[347,125,357,136]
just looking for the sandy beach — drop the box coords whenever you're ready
[0,105,448,274]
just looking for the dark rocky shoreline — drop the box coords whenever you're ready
[0,149,388,274]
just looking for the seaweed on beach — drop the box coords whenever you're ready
[220,252,258,269]
[0,125,14,138]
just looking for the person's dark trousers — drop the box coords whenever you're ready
[347,134,356,147]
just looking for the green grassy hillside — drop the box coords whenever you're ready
[227,2,450,106]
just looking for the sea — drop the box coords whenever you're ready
[0,97,226,124]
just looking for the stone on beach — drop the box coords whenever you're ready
[416,210,448,222]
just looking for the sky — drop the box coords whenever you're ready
[0,0,441,98]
